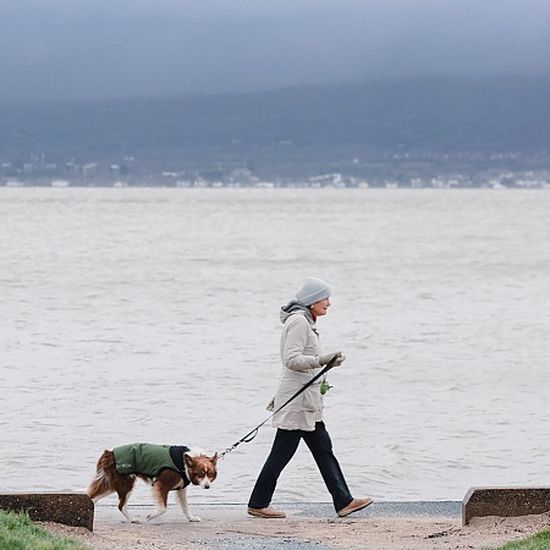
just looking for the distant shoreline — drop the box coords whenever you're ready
[2,182,550,190]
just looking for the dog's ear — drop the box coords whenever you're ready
[184,453,195,468]
[211,452,218,465]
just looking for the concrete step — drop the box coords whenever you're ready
[0,492,94,531]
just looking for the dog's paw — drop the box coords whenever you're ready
[188,516,201,522]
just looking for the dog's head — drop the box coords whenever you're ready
[184,450,218,489]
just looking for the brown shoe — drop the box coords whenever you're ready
[247,507,286,518]
[337,497,373,517]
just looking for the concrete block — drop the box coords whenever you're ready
[0,492,94,531]
[462,487,550,525]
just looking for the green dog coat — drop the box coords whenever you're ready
[113,443,190,481]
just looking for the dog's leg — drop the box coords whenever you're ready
[117,486,139,523]
[146,482,169,522]
[175,487,201,522]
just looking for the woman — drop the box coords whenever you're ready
[247,277,373,518]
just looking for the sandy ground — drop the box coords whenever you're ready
[42,504,550,550]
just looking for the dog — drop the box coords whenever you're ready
[86,443,218,523]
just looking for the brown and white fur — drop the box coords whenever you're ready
[86,447,218,523]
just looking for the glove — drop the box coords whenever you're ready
[319,351,346,367]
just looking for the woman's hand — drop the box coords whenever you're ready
[319,351,346,367]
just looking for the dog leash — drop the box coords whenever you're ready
[218,356,339,459]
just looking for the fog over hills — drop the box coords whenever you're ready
[1,75,550,183]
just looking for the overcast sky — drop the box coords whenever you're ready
[1,0,549,100]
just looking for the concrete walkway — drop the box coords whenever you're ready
[41,500,550,550]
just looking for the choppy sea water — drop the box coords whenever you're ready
[0,187,548,505]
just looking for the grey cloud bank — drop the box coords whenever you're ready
[1,0,549,100]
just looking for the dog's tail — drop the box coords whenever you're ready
[86,449,115,501]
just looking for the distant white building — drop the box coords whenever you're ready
[83,163,98,179]
[309,173,344,187]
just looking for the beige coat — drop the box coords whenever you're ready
[272,305,324,431]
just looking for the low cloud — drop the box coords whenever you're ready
[1,0,549,100]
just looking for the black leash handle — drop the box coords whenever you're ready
[218,356,338,459]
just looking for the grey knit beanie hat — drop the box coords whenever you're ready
[295,277,331,306]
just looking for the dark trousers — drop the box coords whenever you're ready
[248,421,353,512]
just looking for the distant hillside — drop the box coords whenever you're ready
[1,75,549,178]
